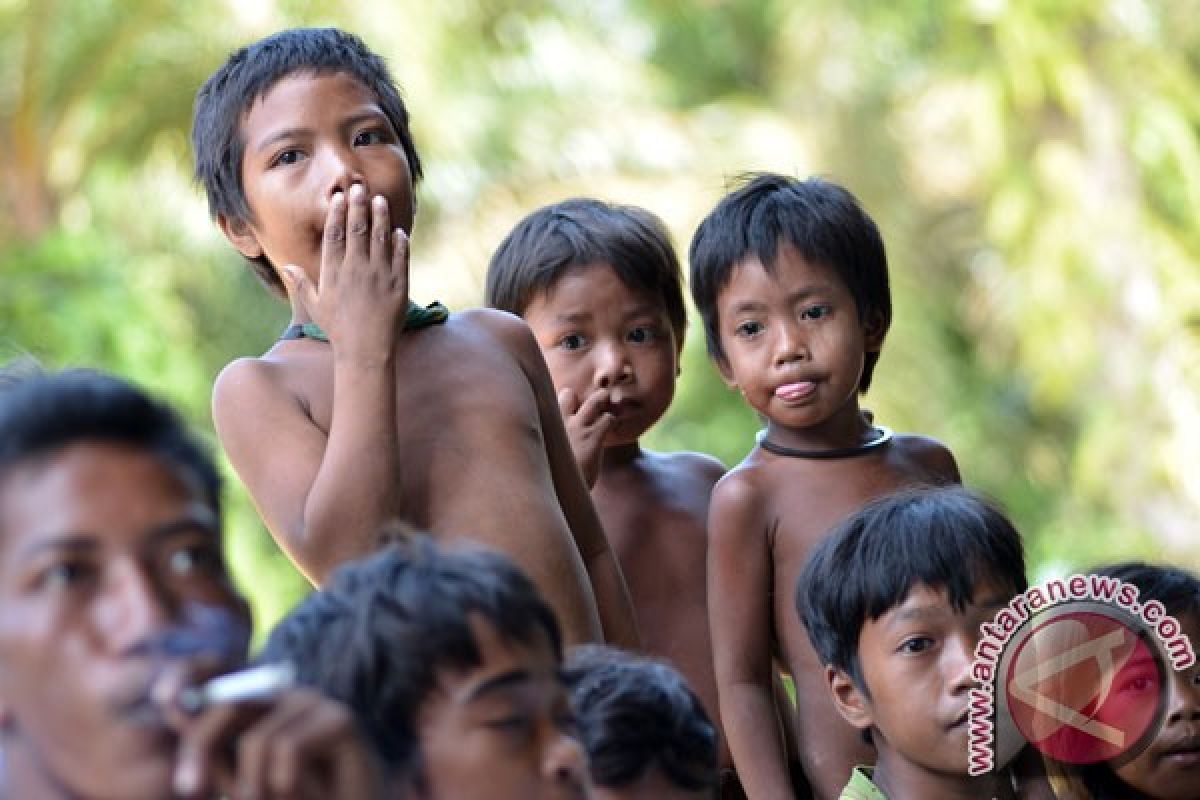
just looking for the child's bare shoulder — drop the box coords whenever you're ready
[212,355,297,421]
[888,431,961,483]
[649,450,726,487]
[708,457,772,533]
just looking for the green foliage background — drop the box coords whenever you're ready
[3,0,1197,638]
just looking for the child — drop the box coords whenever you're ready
[191,28,636,648]
[688,173,962,798]
[485,198,726,760]
[1047,562,1200,800]
[261,532,590,800]
[0,368,383,799]
[796,487,1029,799]
[566,644,720,800]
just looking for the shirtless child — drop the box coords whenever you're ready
[485,199,728,766]
[688,174,961,799]
[191,28,636,647]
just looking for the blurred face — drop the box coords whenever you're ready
[715,244,882,448]
[416,617,591,800]
[1112,612,1200,800]
[0,442,251,800]
[224,69,416,285]
[835,583,1011,779]
[524,263,679,447]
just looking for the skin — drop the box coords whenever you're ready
[828,583,1015,800]
[707,245,960,800]
[0,442,381,799]
[522,263,728,764]
[213,70,637,648]
[1110,612,1200,800]
[414,617,591,800]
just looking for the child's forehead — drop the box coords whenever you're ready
[241,68,382,125]
[719,244,849,298]
[536,261,669,311]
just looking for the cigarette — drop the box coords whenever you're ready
[178,662,297,714]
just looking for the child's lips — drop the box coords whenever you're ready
[1160,734,1200,766]
[774,381,817,402]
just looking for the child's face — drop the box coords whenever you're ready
[1111,611,1200,800]
[831,581,1012,779]
[714,244,882,434]
[415,616,590,800]
[222,70,416,285]
[523,263,679,447]
[0,442,251,799]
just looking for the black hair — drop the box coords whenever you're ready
[486,198,688,347]
[260,534,563,781]
[0,367,221,515]
[565,645,718,792]
[688,173,891,391]
[796,486,1027,688]
[1093,561,1200,620]
[192,27,423,296]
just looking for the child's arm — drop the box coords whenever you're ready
[507,321,640,648]
[214,188,409,584]
[556,386,614,489]
[709,473,796,800]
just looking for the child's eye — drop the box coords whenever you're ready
[485,714,535,739]
[898,636,934,654]
[166,541,225,579]
[353,130,387,147]
[627,326,657,344]
[734,320,764,337]
[801,304,832,321]
[272,149,304,167]
[37,559,96,593]
[559,333,587,351]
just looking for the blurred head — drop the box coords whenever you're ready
[193,27,422,295]
[689,173,891,392]
[262,534,589,800]
[0,368,251,799]
[1074,562,1200,800]
[797,487,1027,778]
[566,645,717,800]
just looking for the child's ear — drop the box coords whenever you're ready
[217,213,264,260]
[714,355,739,389]
[827,664,874,732]
[862,309,888,354]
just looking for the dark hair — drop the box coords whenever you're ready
[192,27,423,296]
[1093,561,1200,620]
[565,645,717,792]
[260,534,563,780]
[796,486,1027,688]
[688,173,891,391]
[486,198,688,347]
[0,367,221,515]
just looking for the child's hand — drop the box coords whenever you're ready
[558,386,614,488]
[282,183,410,364]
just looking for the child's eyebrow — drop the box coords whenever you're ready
[254,127,310,154]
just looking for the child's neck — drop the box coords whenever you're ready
[763,400,874,455]
[600,440,644,471]
[872,749,1007,800]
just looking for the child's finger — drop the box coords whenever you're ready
[557,387,580,418]
[391,227,410,290]
[575,387,612,426]
[368,194,391,268]
[320,191,347,287]
[343,183,370,266]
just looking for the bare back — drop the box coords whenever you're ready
[592,449,727,762]
[709,433,959,799]
[214,308,616,646]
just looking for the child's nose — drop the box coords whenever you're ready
[1163,668,1200,725]
[594,343,633,388]
[321,145,367,199]
[773,319,808,365]
[541,729,589,791]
